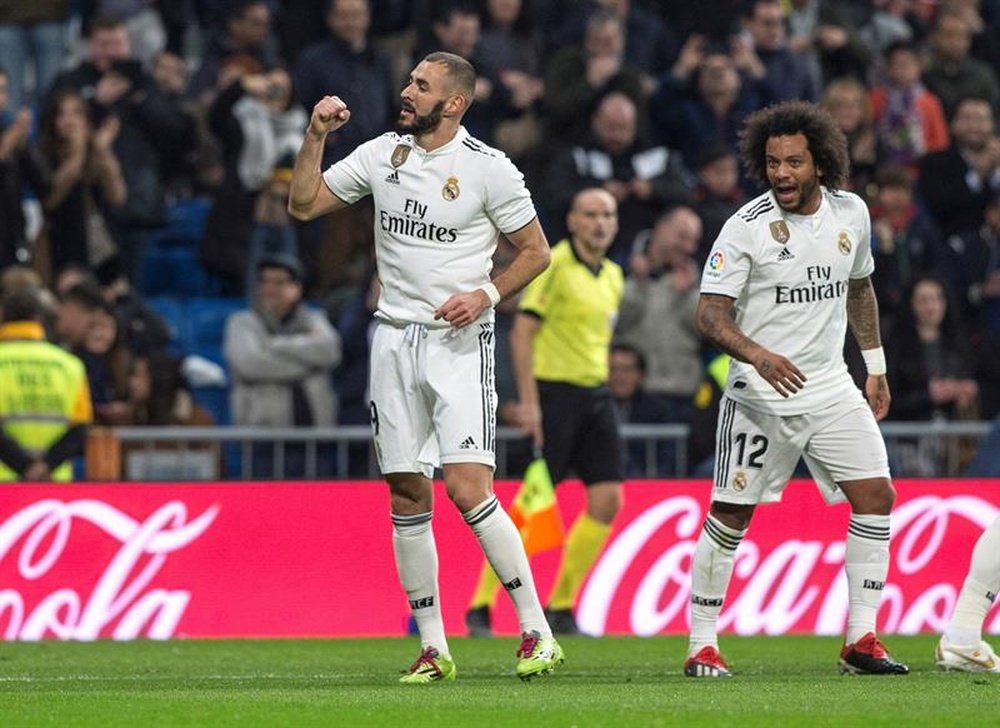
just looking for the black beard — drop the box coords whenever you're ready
[397,99,446,135]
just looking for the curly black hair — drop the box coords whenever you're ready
[739,100,850,191]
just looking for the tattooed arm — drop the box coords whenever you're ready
[696,293,805,398]
[846,276,891,420]
[846,276,882,349]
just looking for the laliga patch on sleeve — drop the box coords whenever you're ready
[704,249,726,280]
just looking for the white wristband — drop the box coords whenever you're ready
[482,282,501,307]
[861,347,887,375]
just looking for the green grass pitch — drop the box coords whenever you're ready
[1,635,997,726]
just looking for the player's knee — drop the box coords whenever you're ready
[843,477,895,515]
[386,473,432,512]
[709,501,755,531]
[870,481,896,514]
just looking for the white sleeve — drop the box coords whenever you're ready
[700,216,752,298]
[484,154,537,233]
[851,200,876,279]
[322,138,378,204]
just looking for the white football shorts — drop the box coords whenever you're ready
[369,320,497,477]
[711,392,891,505]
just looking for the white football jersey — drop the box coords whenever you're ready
[701,187,874,415]
[323,126,537,326]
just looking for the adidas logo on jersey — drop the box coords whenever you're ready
[777,247,794,261]
[385,170,400,185]
[459,436,477,449]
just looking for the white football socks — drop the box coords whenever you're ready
[845,513,890,644]
[946,515,1000,647]
[689,514,746,656]
[391,511,449,655]
[463,495,550,637]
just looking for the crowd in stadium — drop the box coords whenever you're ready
[0,0,999,479]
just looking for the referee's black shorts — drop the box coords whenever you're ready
[538,380,625,486]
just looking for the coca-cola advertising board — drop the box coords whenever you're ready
[1,480,997,640]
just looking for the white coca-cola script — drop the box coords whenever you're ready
[0,499,219,640]
[577,494,999,637]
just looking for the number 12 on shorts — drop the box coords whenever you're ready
[733,432,769,468]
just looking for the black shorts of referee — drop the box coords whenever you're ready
[538,379,625,485]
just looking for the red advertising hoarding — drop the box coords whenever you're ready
[1,480,997,640]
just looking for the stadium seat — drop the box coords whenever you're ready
[185,297,246,365]
[139,247,220,297]
[145,295,188,353]
[146,197,212,248]
[190,384,231,425]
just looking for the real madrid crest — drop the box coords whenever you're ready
[733,471,747,492]
[442,176,460,201]
[390,144,410,168]
[769,220,790,245]
[837,231,852,255]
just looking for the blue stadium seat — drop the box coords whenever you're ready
[145,295,188,353]
[167,197,211,239]
[185,297,246,365]
[139,247,219,297]
[147,197,212,248]
[190,384,231,425]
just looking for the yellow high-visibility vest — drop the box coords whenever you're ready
[0,322,92,481]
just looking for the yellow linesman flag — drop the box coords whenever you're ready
[509,456,565,555]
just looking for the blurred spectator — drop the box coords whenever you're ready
[245,155,300,293]
[690,143,746,262]
[94,255,171,356]
[54,280,104,351]
[477,0,546,160]
[80,299,133,425]
[53,263,98,299]
[651,36,767,177]
[951,0,1000,73]
[414,3,497,142]
[202,63,306,294]
[922,8,999,121]
[546,91,694,263]
[887,275,980,473]
[120,351,220,480]
[127,352,215,426]
[615,205,703,423]
[80,0,166,65]
[869,40,949,173]
[223,254,342,477]
[741,0,819,102]
[868,164,939,330]
[33,87,126,282]
[0,67,44,269]
[608,343,672,476]
[940,191,1000,330]
[858,0,924,81]
[0,289,92,482]
[293,0,395,167]
[0,2,70,112]
[888,274,980,422]
[543,8,647,143]
[188,0,280,106]
[918,95,1000,236]
[48,15,196,278]
[150,50,211,199]
[786,0,871,89]
[547,0,678,86]
[821,77,878,199]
